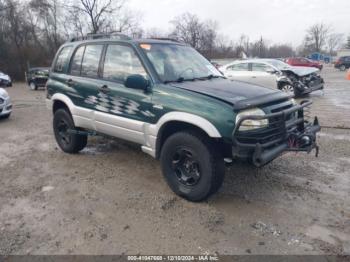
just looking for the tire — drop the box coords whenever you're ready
[29,82,37,90]
[160,131,225,202]
[340,65,346,71]
[53,108,87,154]
[280,83,295,94]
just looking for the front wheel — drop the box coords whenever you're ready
[340,65,346,71]
[160,131,225,202]
[280,83,295,94]
[29,82,37,90]
[53,109,87,153]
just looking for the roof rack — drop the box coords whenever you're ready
[69,32,131,42]
[149,37,182,43]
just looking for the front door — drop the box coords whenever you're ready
[94,43,154,144]
[250,63,278,88]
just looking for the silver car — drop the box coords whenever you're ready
[220,59,324,96]
[0,71,12,87]
[0,88,12,118]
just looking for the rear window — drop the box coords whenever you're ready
[81,45,103,78]
[54,46,73,73]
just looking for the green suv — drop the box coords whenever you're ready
[46,34,320,202]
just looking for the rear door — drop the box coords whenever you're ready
[67,44,104,110]
[94,43,154,144]
[224,62,252,82]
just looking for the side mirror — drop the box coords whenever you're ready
[125,74,150,91]
[266,68,277,74]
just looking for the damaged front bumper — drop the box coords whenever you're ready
[232,101,320,167]
[294,77,324,95]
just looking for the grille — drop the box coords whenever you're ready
[235,100,305,147]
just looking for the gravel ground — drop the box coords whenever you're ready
[0,66,349,255]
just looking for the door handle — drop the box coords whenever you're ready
[66,79,74,87]
[252,76,257,78]
[99,85,110,94]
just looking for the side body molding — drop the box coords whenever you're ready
[47,95,222,158]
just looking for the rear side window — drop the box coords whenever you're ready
[54,46,73,73]
[102,44,147,83]
[70,45,86,76]
[81,45,104,78]
[227,63,249,71]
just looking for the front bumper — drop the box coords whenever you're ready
[294,76,324,95]
[0,79,12,87]
[232,101,320,167]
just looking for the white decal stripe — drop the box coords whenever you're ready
[49,94,222,158]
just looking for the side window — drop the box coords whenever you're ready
[54,46,73,73]
[102,44,148,83]
[70,45,86,76]
[81,45,104,78]
[252,63,271,72]
[227,63,249,71]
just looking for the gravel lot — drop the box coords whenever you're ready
[0,66,349,255]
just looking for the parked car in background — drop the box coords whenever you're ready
[211,61,222,70]
[220,59,324,96]
[46,34,320,201]
[26,67,50,90]
[334,56,350,71]
[0,87,12,118]
[0,71,12,87]
[285,57,323,70]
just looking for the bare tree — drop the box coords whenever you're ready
[170,12,218,57]
[327,33,344,55]
[68,0,123,34]
[304,23,329,52]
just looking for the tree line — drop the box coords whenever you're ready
[0,0,348,80]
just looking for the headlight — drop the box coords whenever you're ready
[290,98,297,106]
[235,108,268,131]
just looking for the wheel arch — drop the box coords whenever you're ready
[50,94,76,116]
[151,112,223,159]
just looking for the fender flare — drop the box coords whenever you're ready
[50,93,77,115]
[149,112,221,138]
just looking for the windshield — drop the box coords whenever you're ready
[36,70,49,76]
[140,43,222,83]
[264,60,292,70]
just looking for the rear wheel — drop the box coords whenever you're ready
[160,131,225,202]
[53,109,87,153]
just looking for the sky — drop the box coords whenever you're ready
[128,0,350,47]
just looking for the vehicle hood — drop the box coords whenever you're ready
[0,87,9,98]
[282,66,319,77]
[169,78,290,109]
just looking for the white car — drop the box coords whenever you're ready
[219,59,324,96]
[0,71,12,87]
[0,88,12,118]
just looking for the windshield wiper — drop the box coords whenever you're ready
[195,74,223,81]
[164,77,195,84]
